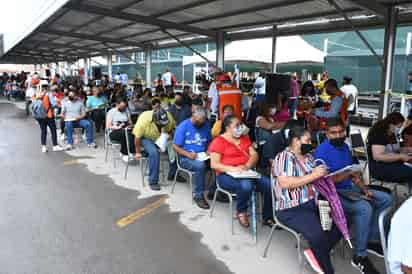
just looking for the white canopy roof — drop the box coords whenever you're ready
[182,36,325,67]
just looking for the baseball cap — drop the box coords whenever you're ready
[153,109,169,126]
[39,80,49,87]
[343,76,352,82]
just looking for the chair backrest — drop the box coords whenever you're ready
[350,129,366,149]
[124,128,132,154]
[379,206,392,274]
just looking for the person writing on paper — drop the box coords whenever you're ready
[173,107,212,209]
[314,118,392,274]
[272,124,341,274]
[208,115,274,228]
[133,99,176,191]
[367,112,412,188]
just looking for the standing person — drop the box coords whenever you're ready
[169,92,192,126]
[162,69,173,89]
[133,99,176,191]
[254,72,266,103]
[289,77,300,118]
[106,98,135,162]
[25,76,37,116]
[314,79,348,123]
[173,108,212,209]
[32,80,64,153]
[341,76,358,135]
[61,91,97,150]
[272,124,341,274]
[314,118,392,274]
[182,86,192,105]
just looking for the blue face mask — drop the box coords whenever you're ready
[233,126,243,138]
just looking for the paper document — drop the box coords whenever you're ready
[227,170,261,179]
[325,165,362,178]
[196,152,209,161]
[404,162,412,168]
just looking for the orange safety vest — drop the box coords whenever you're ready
[217,83,242,119]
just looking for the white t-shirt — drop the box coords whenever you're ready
[162,72,172,86]
[255,76,266,96]
[341,84,358,112]
[388,198,412,274]
[25,87,36,98]
[208,82,218,114]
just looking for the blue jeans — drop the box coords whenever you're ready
[141,138,176,185]
[65,119,94,145]
[217,173,273,220]
[288,98,297,117]
[36,118,58,146]
[338,185,393,257]
[180,157,206,199]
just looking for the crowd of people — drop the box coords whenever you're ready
[6,67,412,274]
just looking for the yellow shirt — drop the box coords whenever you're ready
[211,120,223,138]
[316,80,330,102]
[132,110,176,141]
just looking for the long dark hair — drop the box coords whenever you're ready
[221,114,237,134]
[301,81,316,97]
[286,124,308,146]
[367,112,405,141]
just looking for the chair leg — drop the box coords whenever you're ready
[170,170,179,193]
[262,225,277,257]
[112,149,117,168]
[297,237,302,264]
[230,195,234,235]
[124,160,129,180]
[189,174,194,204]
[140,159,146,188]
[209,190,219,217]
[105,145,109,163]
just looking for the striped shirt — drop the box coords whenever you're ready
[272,149,317,211]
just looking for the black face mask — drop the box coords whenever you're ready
[300,143,312,155]
[193,122,204,129]
[96,93,102,98]
[68,96,75,101]
[329,137,345,147]
[175,100,183,106]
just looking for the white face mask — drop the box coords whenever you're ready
[270,108,277,115]
[232,126,243,138]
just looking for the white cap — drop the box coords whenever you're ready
[39,80,49,87]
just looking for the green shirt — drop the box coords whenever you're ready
[132,110,176,141]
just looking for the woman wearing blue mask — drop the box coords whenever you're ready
[209,115,274,228]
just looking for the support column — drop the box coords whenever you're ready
[145,46,152,88]
[379,7,398,119]
[216,32,225,70]
[83,58,89,85]
[34,64,38,73]
[55,62,60,75]
[271,25,278,73]
[107,53,113,81]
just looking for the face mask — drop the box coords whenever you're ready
[300,143,312,155]
[96,93,102,98]
[329,137,345,147]
[175,100,183,106]
[270,108,277,115]
[68,96,75,101]
[232,126,243,138]
[193,122,204,129]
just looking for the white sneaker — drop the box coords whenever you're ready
[52,145,64,152]
[65,144,73,151]
[41,146,48,153]
[122,155,130,163]
[88,142,97,148]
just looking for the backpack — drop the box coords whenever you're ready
[31,98,48,119]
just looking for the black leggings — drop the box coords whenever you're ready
[370,161,412,186]
[109,129,135,155]
[90,109,106,133]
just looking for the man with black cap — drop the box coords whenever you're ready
[133,99,176,191]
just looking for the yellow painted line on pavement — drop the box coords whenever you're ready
[63,160,80,166]
[116,196,168,228]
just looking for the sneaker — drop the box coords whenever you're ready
[88,142,97,148]
[41,146,48,153]
[52,145,64,152]
[304,249,324,274]
[367,242,384,258]
[351,256,380,274]
[207,192,230,203]
[65,144,73,151]
[149,184,161,191]
[194,197,210,210]
[122,155,135,163]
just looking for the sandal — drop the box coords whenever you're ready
[237,212,250,228]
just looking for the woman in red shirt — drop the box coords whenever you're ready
[209,115,273,228]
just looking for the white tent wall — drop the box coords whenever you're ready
[182,36,325,67]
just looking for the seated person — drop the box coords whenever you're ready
[211,105,248,138]
[401,125,412,153]
[86,86,108,133]
[209,115,274,228]
[272,124,341,274]
[271,93,290,123]
[367,112,412,187]
[106,98,135,163]
[388,197,412,274]
[314,118,393,274]
[173,107,211,209]
[62,91,96,150]
[256,103,285,144]
[169,92,192,126]
[133,99,176,191]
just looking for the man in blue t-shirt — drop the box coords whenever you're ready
[314,118,393,274]
[173,107,212,209]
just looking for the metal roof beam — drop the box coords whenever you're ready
[64,3,217,38]
[347,0,386,16]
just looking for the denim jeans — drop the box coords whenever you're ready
[180,157,206,199]
[65,119,94,145]
[338,185,393,257]
[141,138,176,185]
[36,118,58,146]
[217,173,273,220]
